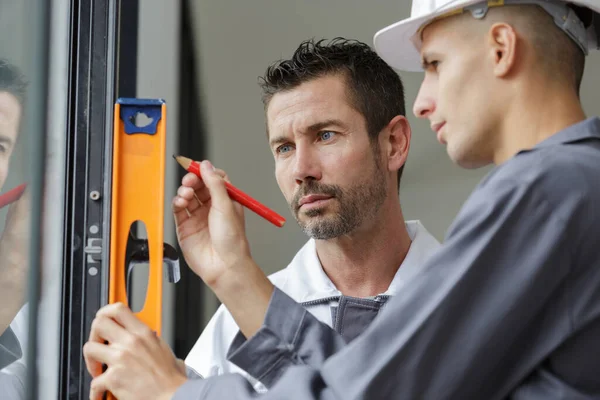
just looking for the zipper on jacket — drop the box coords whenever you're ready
[300,296,340,307]
[301,294,392,307]
[373,294,391,303]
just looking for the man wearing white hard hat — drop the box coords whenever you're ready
[83,1,600,399]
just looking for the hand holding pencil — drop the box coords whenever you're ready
[174,155,285,228]
[172,159,255,286]
[171,159,275,337]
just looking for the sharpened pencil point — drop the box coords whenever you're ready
[173,155,192,170]
[173,154,183,169]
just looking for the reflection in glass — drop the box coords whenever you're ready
[0,1,47,398]
[0,58,32,400]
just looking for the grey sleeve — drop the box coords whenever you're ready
[173,367,339,400]
[173,175,580,399]
[226,286,347,387]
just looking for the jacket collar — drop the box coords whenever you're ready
[278,220,441,303]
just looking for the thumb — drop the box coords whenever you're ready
[200,160,233,209]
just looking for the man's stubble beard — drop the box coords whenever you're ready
[290,149,387,240]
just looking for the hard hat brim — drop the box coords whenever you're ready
[374,0,600,72]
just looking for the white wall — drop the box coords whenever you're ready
[189,1,600,318]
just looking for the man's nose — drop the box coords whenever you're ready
[292,147,321,185]
[413,83,436,119]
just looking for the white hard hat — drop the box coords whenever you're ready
[373,0,600,72]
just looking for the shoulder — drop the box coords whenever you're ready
[497,144,594,182]
[460,143,599,249]
[478,146,596,216]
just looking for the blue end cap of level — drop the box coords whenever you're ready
[117,98,166,106]
[117,98,166,135]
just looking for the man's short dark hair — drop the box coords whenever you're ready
[525,5,586,94]
[259,37,407,190]
[0,59,27,107]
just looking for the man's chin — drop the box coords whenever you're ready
[297,217,345,240]
[303,208,328,218]
[451,152,491,169]
[294,204,326,218]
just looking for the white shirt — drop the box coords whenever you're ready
[185,220,441,391]
[1,304,28,399]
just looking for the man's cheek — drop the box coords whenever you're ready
[0,160,10,188]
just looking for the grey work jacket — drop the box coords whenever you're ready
[174,117,600,399]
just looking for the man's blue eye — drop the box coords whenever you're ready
[320,131,335,141]
[277,144,292,154]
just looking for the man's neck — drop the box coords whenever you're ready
[314,199,412,298]
[494,81,587,165]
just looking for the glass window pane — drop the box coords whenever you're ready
[0,0,51,399]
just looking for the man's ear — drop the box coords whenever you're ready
[381,115,411,173]
[488,22,519,78]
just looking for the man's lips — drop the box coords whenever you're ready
[298,194,333,207]
[431,121,446,134]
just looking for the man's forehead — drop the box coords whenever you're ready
[267,82,353,127]
[421,14,457,44]
[419,14,472,56]
[0,91,22,142]
[267,104,341,135]
[0,91,21,116]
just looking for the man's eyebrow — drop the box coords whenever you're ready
[305,119,347,133]
[269,119,348,148]
[269,136,289,148]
